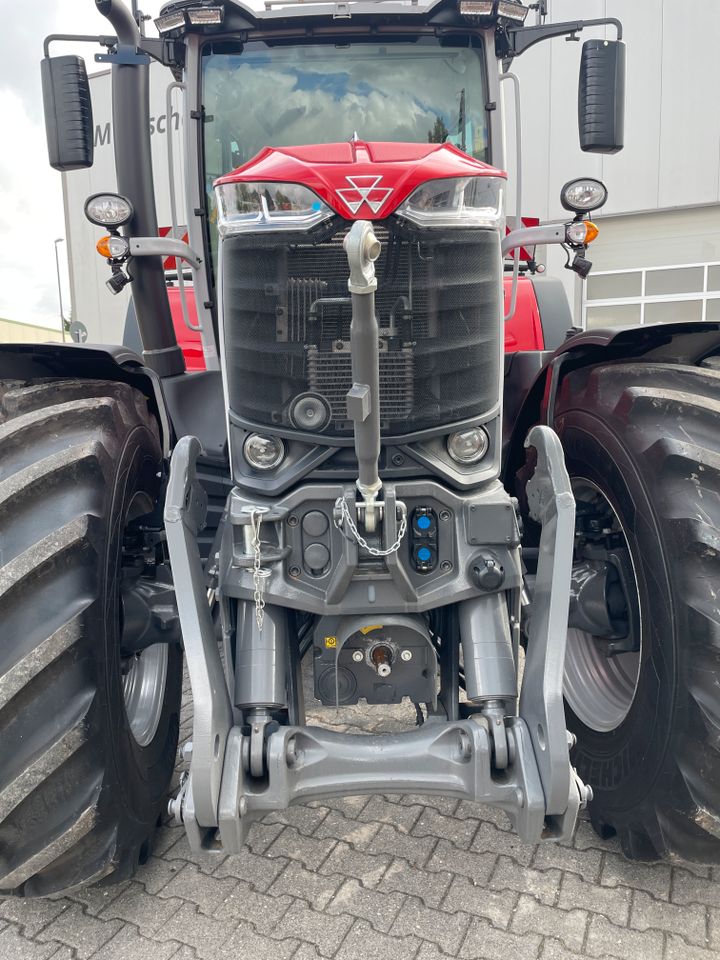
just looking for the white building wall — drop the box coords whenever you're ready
[513,0,720,218]
[510,0,720,323]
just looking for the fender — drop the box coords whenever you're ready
[0,342,172,456]
[502,320,720,489]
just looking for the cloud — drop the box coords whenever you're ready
[205,45,486,168]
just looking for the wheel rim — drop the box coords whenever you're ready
[120,490,169,748]
[563,478,642,733]
[122,644,169,747]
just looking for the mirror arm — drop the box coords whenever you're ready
[43,33,179,71]
[499,17,623,60]
[43,33,118,58]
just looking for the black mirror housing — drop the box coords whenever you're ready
[41,55,94,171]
[578,39,626,154]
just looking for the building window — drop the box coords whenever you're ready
[583,261,720,329]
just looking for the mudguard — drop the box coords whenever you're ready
[0,341,172,454]
[502,320,720,487]
[0,341,227,463]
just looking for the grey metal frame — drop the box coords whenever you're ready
[166,423,589,851]
[165,436,233,827]
[129,236,203,269]
[222,478,522,617]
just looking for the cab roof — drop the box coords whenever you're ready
[159,0,484,35]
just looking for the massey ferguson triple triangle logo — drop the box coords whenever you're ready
[337,175,393,214]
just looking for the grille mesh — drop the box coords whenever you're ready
[222,221,502,437]
[307,346,414,425]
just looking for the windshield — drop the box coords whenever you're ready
[202,37,489,256]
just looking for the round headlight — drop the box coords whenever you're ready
[560,178,608,214]
[84,193,134,227]
[243,434,285,471]
[447,427,490,465]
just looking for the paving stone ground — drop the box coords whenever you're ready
[4,666,720,960]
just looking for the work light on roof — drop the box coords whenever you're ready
[154,10,186,33]
[187,6,224,24]
[497,1,529,23]
[458,0,494,15]
[458,0,528,20]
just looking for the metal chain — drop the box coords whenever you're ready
[334,497,407,556]
[250,508,271,630]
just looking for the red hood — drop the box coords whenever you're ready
[214,141,506,220]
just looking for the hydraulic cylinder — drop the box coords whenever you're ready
[459,595,516,702]
[234,601,288,710]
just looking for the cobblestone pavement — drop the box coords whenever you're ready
[3,668,720,960]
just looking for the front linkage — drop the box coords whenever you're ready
[166,222,590,852]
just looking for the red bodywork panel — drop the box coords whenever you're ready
[181,143,541,370]
[504,278,545,351]
[215,141,506,221]
[167,287,205,371]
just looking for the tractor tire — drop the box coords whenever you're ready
[551,360,720,862]
[0,379,182,896]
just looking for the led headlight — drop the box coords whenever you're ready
[215,181,334,236]
[84,193,133,227]
[397,177,505,229]
[244,434,286,471]
[447,427,490,465]
[561,178,608,214]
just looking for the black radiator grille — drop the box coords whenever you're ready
[307,346,414,425]
[222,220,502,437]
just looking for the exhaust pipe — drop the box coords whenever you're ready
[95,0,184,377]
[344,221,382,531]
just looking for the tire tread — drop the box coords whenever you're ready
[0,378,174,896]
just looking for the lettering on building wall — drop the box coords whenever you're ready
[94,111,181,149]
[94,122,111,148]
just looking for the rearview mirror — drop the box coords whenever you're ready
[41,55,94,171]
[578,39,626,154]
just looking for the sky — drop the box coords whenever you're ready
[0,0,165,329]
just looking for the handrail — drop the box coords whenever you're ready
[166,80,202,333]
[499,72,521,322]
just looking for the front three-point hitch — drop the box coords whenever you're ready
[165,222,591,854]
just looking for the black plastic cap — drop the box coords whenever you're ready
[578,39,626,155]
[41,55,94,172]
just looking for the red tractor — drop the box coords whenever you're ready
[0,0,717,897]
